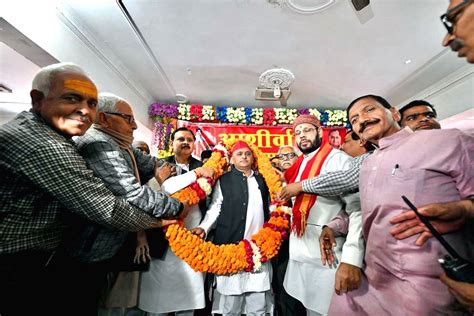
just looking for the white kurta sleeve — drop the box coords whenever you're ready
[198,181,223,235]
[161,171,197,195]
[324,150,364,268]
[340,192,364,267]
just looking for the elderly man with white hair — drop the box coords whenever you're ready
[69,92,182,314]
[0,63,183,316]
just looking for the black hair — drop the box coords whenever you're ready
[346,94,392,118]
[348,130,376,152]
[201,149,212,160]
[171,127,195,141]
[329,129,341,135]
[399,100,437,120]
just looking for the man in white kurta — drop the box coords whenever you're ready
[283,115,365,316]
[139,128,213,316]
[193,140,273,315]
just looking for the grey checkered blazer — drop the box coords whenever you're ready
[65,128,182,262]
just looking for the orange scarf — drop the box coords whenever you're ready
[284,143,333,236]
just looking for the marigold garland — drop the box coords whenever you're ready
[165,139,290,275]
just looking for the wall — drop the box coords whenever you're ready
[1,0,154,145]
[399,64,474,130]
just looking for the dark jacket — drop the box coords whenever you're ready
[149,155,205,259]
[213,167,270,245]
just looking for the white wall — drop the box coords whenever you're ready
[1,0,154,140]
[399,64,474,130]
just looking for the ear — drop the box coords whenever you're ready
[390,107,401,123]
[97,112,109,127]
[30,90,45,113]
[359,139,367,148]
[317,127,323,138]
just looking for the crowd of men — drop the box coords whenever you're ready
[1,1,473,315]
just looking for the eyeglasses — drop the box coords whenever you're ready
[105,112,135,124]
[440,0,472,34]
[278,152,297,160]
[294,127,316,137]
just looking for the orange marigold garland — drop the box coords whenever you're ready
[166,138,290,275]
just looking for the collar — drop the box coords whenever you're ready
[303,146,320,159]
[378,127,413,150]
[232,166,254,178]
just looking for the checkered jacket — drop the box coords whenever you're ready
[0,112,157,254]
[302,152,370,196]
[68,128,182,262]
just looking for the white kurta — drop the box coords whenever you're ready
[284,149,364,314]
[198,171,273,314]
[138,170,205,314]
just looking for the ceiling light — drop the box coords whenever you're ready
[175,94,188,104]
[405,59,412,64]
[284,0,335,14]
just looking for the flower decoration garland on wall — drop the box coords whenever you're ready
[165,139,291,275]
[148,103,348,156]
[149,103,347,126]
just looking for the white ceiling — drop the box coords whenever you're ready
[55,0,469,108]
[1,0,472,126]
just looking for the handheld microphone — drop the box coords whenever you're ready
[401,195,474,284]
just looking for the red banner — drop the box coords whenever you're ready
[178,120,347,159]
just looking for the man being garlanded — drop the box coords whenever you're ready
[192,140,273,315]
[283,114,364,316]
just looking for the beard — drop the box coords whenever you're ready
[297,136,321,154]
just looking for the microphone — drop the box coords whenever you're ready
[449,38,464,52]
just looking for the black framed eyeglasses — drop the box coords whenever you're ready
[278,152,297,160]
[440,0,472,34]
[105,112,135,124]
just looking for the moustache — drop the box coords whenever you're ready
[450,38,464,52]
[181,144,191,148]
[359,119,380,133]
[69,115,90,123]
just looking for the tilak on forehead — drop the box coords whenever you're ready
[63,79,98,98]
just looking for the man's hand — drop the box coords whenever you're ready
[320,226,337,266]
[334,262,361,295]
[134,230,151,264]
[274,168,285,182]
[441,273,474,311]
[150,218,179,228]
[279,182,303,201]
[195,167,214,179]
[191,227,206,239]
[176,199,194,220]
[389,201,468,246]
[155,162,176,185]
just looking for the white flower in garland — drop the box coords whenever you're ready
[269,204,292,216]
[197,177,213,196]
[214,143,231,164]
[274,108,287,124]
[249,240,263,272]
[227,107,246,124]
[309,108,321,119]
[178,104,191,120]
[287,109,298,124]
[327,109,347,126]
[251,108,263,125]
[275,108,298,124]
[202,105,215,121]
